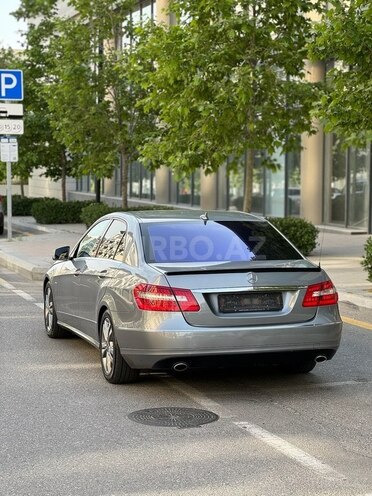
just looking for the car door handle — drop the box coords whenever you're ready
[98,270,108,279]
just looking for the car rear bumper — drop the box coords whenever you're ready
[116,320,342,370]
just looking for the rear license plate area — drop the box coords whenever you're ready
[218,292,283,313]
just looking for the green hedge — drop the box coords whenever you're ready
[1,195,46,216]
[80,203,174,227]
[361,236,372,282]
[31,199,93,224]
[268,217,318,256]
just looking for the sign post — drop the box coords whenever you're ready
[0,69,24,241]
[6,161,12,240]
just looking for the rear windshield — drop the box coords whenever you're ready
[141,220,302,263]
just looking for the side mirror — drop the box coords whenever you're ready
[53,246,70,261]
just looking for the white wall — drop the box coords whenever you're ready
[28,168,76,200]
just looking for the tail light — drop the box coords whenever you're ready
[133,284,200,312]
[302,280,338,307]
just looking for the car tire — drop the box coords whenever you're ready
[281,359,316,374]
[44,282,71,338]
[99,311,139,384]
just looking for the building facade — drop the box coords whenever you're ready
[28,0,372,232]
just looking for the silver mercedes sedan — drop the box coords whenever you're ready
[43,210,342,384]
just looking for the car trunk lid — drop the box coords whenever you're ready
[152,260,323,327]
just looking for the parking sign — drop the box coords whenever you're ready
[0,70,24,101]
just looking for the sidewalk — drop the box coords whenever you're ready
[0,216,371,309]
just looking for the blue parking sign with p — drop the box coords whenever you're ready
[0,70,24,101]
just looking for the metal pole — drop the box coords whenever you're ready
[6,160,12,241]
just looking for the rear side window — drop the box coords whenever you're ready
[141,220,302,263]
[76,220,111,258]
[96,220,127,259]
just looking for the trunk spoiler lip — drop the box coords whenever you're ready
[149,261,321,276]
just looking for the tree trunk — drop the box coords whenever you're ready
[61,150,67,202]
[20,181,25,198]
[120,146,128,209]
[242,148,254,212]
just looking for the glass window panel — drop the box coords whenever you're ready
[96,220,127,259]
[265,150,285,217]
[115,233,139,266]
[348,147,369,229]
[252,152,264,214]
[287,147,301,216]
[130,161,140,198]
[142,2,152,22]
[89,175,96,193]
[76,220,111,258]
[132,9,141,26]
[228,152,263,212]
[141,221,302,263]
[330,135,346,224]
[228,160,245,211]
[177,177,192,204]
[192,169,201,206]
[151,171,156,200]
[141,165,152,199]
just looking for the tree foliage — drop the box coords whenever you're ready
[310,0,372,147]
[41,0,156,208]
[133,0,320,211]
[13,0,156,207]
[10,3,79,200]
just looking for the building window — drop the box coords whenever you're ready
[286,148,301,216]
[122,1,156,48]
[324,133,370,230]
[265,150,285,217]
[228,151,264,213]
[129,160,155,201]
[76,175,95,193]
[348,147,369,230]
[176,171,200,206]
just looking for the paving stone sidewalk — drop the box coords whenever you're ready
[0,216,371,309]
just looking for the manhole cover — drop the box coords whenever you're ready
[128,407,219,429]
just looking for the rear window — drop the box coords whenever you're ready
[141,220,302,263]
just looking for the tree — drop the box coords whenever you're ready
[310,0,372,148]
[41,0,156,208]
[133,0,320,211]
[12,4,79,201]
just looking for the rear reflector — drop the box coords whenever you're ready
[133,284,200,312]
[302,280,338,307]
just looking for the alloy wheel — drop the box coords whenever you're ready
[101,317,115,376]
[44,286,54,332]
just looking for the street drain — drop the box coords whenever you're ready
[128,407,219,429]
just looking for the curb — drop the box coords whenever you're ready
[338,291,372,310]
[0,252,48,281]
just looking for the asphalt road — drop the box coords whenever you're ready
[0,267,371,496]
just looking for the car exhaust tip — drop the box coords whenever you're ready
[315,355,327,363]
[172,362,189,373]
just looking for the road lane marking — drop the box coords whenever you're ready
[162,378,234,419]
[12,289,35,301]
[214,380,371,394]
[342,316,372,331]
[166,377,348,482]
[0,277,16,290]
[234,421,346,481]
[0,276,39,304]
[35,302,44,309]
